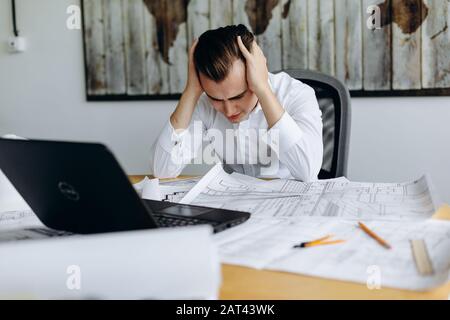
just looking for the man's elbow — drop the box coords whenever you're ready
[291,163,320,182]
[152,163,180,179]
[289,147,323,182]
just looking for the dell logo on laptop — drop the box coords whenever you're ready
[58,182,80,201]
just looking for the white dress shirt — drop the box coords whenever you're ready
[151,72,323,181]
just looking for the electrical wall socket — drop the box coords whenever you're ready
[7,36,26,53]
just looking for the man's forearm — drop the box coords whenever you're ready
[170,88,202,131]
[256,85,285,129]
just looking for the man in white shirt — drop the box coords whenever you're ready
[151,25,323,181]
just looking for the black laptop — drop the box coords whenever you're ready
[0,139,250,234]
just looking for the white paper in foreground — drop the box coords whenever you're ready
[0,210,46,233]
[0,225,221,299]
[216,217,450,290]
[0,134,31,212]
[0,170,31,213]
[266,219,450,291]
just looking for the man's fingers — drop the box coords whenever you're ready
[237,36,252,59]
[189,39,198,55]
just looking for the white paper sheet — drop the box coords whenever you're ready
[133,176,201,203]
[141,178,162,201]
[266,219,450,291]
[0,225,221,299]
[0,134,32,213]
[132,176,151,197]
[215,217,450,290]
[0,210,44,232]
[0,170,31,213]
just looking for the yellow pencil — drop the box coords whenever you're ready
[358,221,392,249]
[293,234,346,248]
[304,234,333,246]
[303,239,346,248]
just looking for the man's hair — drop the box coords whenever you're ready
[194,24,255,82]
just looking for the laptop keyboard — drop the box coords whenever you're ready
[152,213,209,228]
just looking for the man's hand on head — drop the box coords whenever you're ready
[237,36,270,97]
[170,39,204,131]
[237,36,284,129]
[185,39,203,98]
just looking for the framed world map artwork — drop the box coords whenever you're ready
[81,0,450,100]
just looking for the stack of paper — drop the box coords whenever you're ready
[0,225,220,299]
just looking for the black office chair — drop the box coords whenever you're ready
[281,69,351,179]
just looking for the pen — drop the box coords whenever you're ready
[358,221,392,249]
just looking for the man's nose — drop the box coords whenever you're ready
[223,100,237,117]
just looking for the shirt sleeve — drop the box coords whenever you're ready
[262,81,323,181]
[150,97,209,179]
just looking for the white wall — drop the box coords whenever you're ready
[349,97,450,204]
[1,0,449,202]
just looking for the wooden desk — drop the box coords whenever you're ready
[129,175,450,300]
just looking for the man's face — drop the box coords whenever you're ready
[199,59,258,123]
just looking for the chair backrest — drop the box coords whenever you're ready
[280,69,351,179]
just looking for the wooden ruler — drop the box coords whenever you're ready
[410,239,434,276]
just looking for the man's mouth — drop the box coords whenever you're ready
[227,113,241,121]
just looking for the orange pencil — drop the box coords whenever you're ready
[358,221,392,249]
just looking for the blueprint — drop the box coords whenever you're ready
[181,164,438,221]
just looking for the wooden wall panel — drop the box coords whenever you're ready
[123,0,147,95]
[210,0,233,29]
[103,0,126,94]
[163,1,188,93]
[143,2,169,94]
[232,0,253,29]
[362,0,392,90]
[422,0,450,88]
[187,0,210,46]
[392,0,422,90]
[254,1,283,71]
[307,0,335,76]
[335,0,363,90]
[281,0,308,70]
[83,0,106,95]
